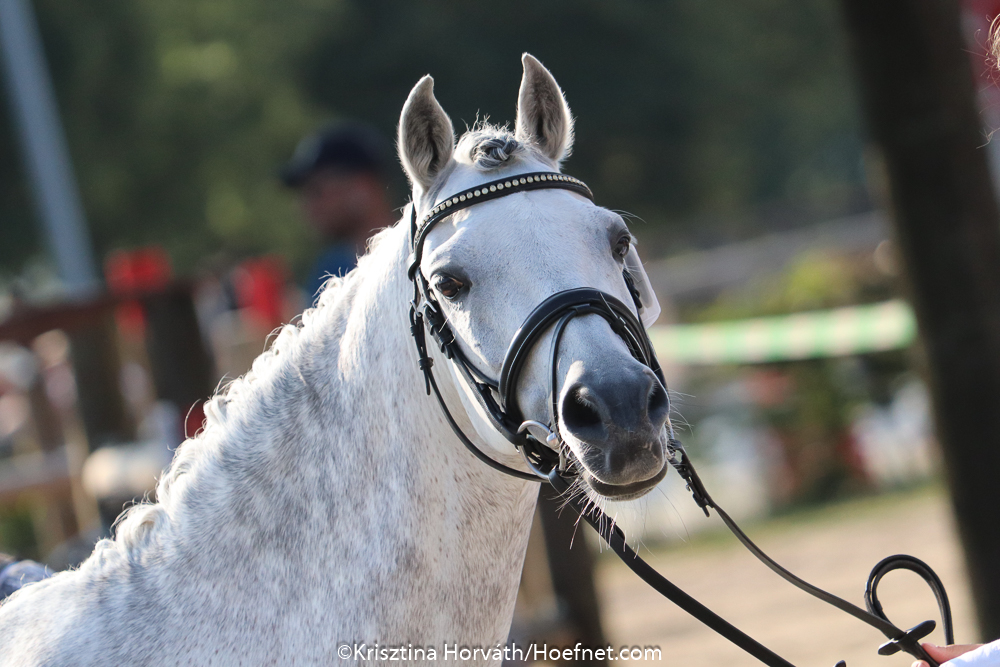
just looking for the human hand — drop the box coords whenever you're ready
[911,643,983,667]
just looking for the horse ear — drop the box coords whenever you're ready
[398,75,455,193]
[515,54,574,164]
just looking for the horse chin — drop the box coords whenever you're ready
[580,460,668,501]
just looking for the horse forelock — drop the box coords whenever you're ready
[457,121,533,170]
[422,122,553,206]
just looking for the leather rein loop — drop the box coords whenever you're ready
[406,170,954,667]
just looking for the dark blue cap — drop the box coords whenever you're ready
[280,121,389,187]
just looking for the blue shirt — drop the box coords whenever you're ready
[0,560,51,600]
[307,244,358,305]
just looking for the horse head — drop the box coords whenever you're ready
[400,54,669,501]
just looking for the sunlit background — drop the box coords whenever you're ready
[2,1,999,665]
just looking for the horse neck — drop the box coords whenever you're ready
[292,222,534,505]
[313,221,538,534]
[142,220,538,641]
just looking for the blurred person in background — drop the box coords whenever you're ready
[281,122,395,305]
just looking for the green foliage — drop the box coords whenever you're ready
[0,0,866,281]
[297,0,865,223]
[1,0,333,277]
[0,504,38,560]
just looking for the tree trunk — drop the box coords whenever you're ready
[142,284,214,424]
[840,0,1000,640]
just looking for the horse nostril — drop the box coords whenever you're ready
[562,386,603,433]
[647,380,669,425]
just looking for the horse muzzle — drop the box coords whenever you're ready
[557,363,670,499]
[497,287,671,499]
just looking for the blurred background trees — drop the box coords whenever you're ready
[0,0,866,282]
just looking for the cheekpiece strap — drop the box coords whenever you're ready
[408,172,593,279]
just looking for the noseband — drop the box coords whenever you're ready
[406,171,954,667]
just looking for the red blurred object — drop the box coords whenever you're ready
[233,256,289,331]
[746,370,793,408]
[104,246,173,337]
[963,0,1000,25]
[960,0,1000,152]
[105,246,172,294]
[962,1,1000,78]
[184,401,206,439]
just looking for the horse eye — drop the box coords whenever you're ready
[614,235,631,260]
[433,274,465,299]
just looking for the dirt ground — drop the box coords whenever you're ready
[596,486,977,667]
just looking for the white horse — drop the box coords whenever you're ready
[0,54,670,666]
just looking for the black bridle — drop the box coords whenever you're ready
[407,171,954,667]
[407,172,657,480]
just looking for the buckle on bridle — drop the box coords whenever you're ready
[518,420,560,447]
[408,302,434,394]
[422,300,455,353]
[517,421,565,480]
[666,437,713,517]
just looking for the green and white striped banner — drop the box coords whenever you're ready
[648,300,917,365]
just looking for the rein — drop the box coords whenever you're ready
[407,171,954,667]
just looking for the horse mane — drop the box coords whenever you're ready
[94,224,405,562]
[98,125,547,561]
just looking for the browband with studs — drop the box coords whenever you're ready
[407,171,593,280]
